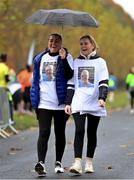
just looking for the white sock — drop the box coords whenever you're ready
[86,157,93,164]
[75,158,81,164]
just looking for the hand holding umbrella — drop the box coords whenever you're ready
[59,48,67,60]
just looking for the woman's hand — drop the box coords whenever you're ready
[59,48,66,59]
[64,105,72,115]
[98,99,105,107]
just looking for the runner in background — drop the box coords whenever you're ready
[108,72,117,102]
[0,53,15,124]
[125,66,134,114]
[17,64,33,115]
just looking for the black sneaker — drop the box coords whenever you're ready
[35,161,46,176]
[55,161,64,173]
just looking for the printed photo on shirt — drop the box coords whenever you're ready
[42,62,56,81]
[78,67,94,88]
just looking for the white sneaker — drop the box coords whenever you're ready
[69,158,82,174]
[35,161,46,176]
[84,158,94,173]
[9,118,15,125]
[130,109,134,114]
[84,162,94,173]
[55,161,64,173]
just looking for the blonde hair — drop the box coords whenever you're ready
[80,35,99,51]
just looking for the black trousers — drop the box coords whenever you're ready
[23,87,32,111]
[130,90,134,109]
[12,89,22,110]
[73,113,100,158]
[37,109,69,163]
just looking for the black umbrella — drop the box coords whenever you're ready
[25,8,99,28]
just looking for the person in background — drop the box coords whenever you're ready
[8,67,25,114]
[0,53,15,124]
[108,72,117,102]
[65,35,109,175]
[9,68,16,83]
[8,82,25,114]
[125,66,134,114]
[17,64,33,114]
[30,33,74,176]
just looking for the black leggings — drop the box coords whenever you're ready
[37,109,69,163]
[130,90,134,109]
[73,113,100,158]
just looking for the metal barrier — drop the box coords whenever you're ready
[0,87,18,138]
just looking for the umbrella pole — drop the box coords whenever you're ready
[61,25,63,37]
[61,25,64,45]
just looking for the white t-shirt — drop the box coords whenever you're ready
[8,83,21,95]
[38,52,73,110]
[71,57,109,116]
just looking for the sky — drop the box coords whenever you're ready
[113,0,134,19]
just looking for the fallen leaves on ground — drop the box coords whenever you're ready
[105,165,113,170]
[127,152,134,156]
[7,147,23,155]
[120,144,128,148]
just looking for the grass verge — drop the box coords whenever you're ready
[14,112,37,131]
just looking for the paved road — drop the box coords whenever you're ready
[0,108,134,179]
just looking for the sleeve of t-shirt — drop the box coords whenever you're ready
[98,59,109,82]
[126,74,131,84]
[66,53,74,70]
[65,77,75,105]
[4,65,9,76]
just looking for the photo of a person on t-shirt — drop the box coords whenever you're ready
[42,64,55,81]
[79,69,94,87]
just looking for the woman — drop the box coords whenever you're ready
[65,35,109,174]
[30,33,73,176]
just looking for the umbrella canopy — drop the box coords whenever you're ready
[25,9,99,28]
